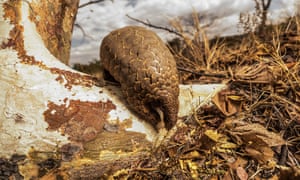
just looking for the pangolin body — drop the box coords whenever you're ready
[100,26,179,130]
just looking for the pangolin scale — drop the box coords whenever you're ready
[100,26,179,130]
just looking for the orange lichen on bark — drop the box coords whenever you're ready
[3,0,78,64]
[44,99,116,142]
[29,0,79,64]
[2,1,21,24]
[2,1,97,89]
[2,1,47,68]
[51,68,96,89]
[2,1,23,50]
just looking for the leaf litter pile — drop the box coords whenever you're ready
[73,15,300,179]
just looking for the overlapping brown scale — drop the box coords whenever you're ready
[100,26,179,130]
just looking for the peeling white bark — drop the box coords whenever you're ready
[0,0,225,158]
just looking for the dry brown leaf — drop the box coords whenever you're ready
[210,176,219,180]
[40,172,57,180]
[236,166,248,180]
[223,157,248,180]
[231,123,285,147]
[278,166,300,179]
[244,141,274,164]
[180,159,199,178]
[212,89,243,116]
[228,157,248,170]
[204,130,238,153]
[267,175,279,180]
[181,151,201,159]
[205,129,224,142]
[229,123,285,164]
[222,173,233,180]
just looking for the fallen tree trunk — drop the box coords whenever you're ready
[0,0,225,178]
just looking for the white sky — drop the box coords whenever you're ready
[70,0,298,65]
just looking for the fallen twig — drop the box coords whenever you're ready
[126,15,183,37]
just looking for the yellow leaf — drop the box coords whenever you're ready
[204,129,222,142]
[220,142,238,149]
[227,95,243,101]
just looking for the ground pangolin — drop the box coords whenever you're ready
[100,26,179,130]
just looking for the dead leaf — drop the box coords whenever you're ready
[231,123,285,147]
[180,159,199,179]
[229,123,285,164]
[40,172,57,180]
[278,166,300,179]
[236,166,248,180]
[245,142,274,164]
[222,171,233,180]
[181,151,201,159]
[228,157,248,170]
[212,89,244,116]
[223,157,248,180]
[204,130,238,153]
[205,129,224,142]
